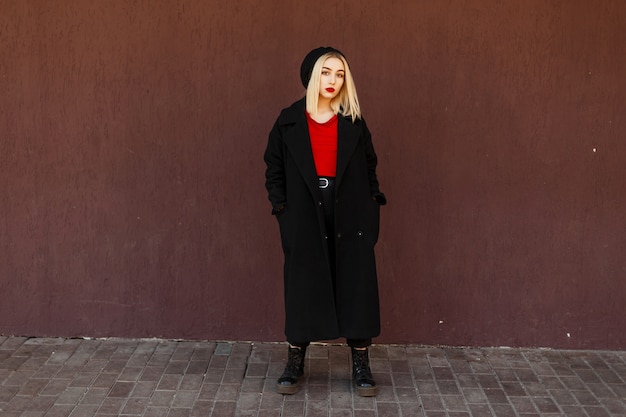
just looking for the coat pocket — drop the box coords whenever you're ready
[367,198,381,244]
[276,206,293,253]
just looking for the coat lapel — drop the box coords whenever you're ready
[282,101,319,197]
[336,117,360,189]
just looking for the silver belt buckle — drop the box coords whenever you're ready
[319,178,329,189]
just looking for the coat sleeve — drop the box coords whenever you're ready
[264,118,287,215]
[362,119,387,206]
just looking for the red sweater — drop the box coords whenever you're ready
[306,112,338,177]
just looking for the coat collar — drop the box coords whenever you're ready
[280,98,361,194]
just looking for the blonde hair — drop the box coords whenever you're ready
[305,52,362,121]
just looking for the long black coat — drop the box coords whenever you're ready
[264,98,386,342]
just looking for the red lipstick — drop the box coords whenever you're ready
[325,88,335,93]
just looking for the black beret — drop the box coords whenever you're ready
[300,46,344,88]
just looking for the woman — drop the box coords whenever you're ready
[264,47,386,397]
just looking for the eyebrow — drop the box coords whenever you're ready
[322,67,345,72]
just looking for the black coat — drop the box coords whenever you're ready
[264,98,386,342]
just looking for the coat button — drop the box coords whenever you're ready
[318,201,322,206]
[323,235,328,239]
[337,233,342,239]
[357,231,363,237]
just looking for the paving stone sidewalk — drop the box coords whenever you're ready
[0,336,625,416]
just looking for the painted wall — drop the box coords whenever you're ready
[1,1,624,349]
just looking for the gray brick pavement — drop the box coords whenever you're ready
[0,336,624,416]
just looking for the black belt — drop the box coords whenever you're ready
[319,177,335,189]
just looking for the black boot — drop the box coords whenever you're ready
[351,347,377,397]
[276,345,306,394]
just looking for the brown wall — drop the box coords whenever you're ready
[1,1,624,349]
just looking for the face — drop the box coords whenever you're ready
[318,57,345,101]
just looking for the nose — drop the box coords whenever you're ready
[329,74,336,84]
